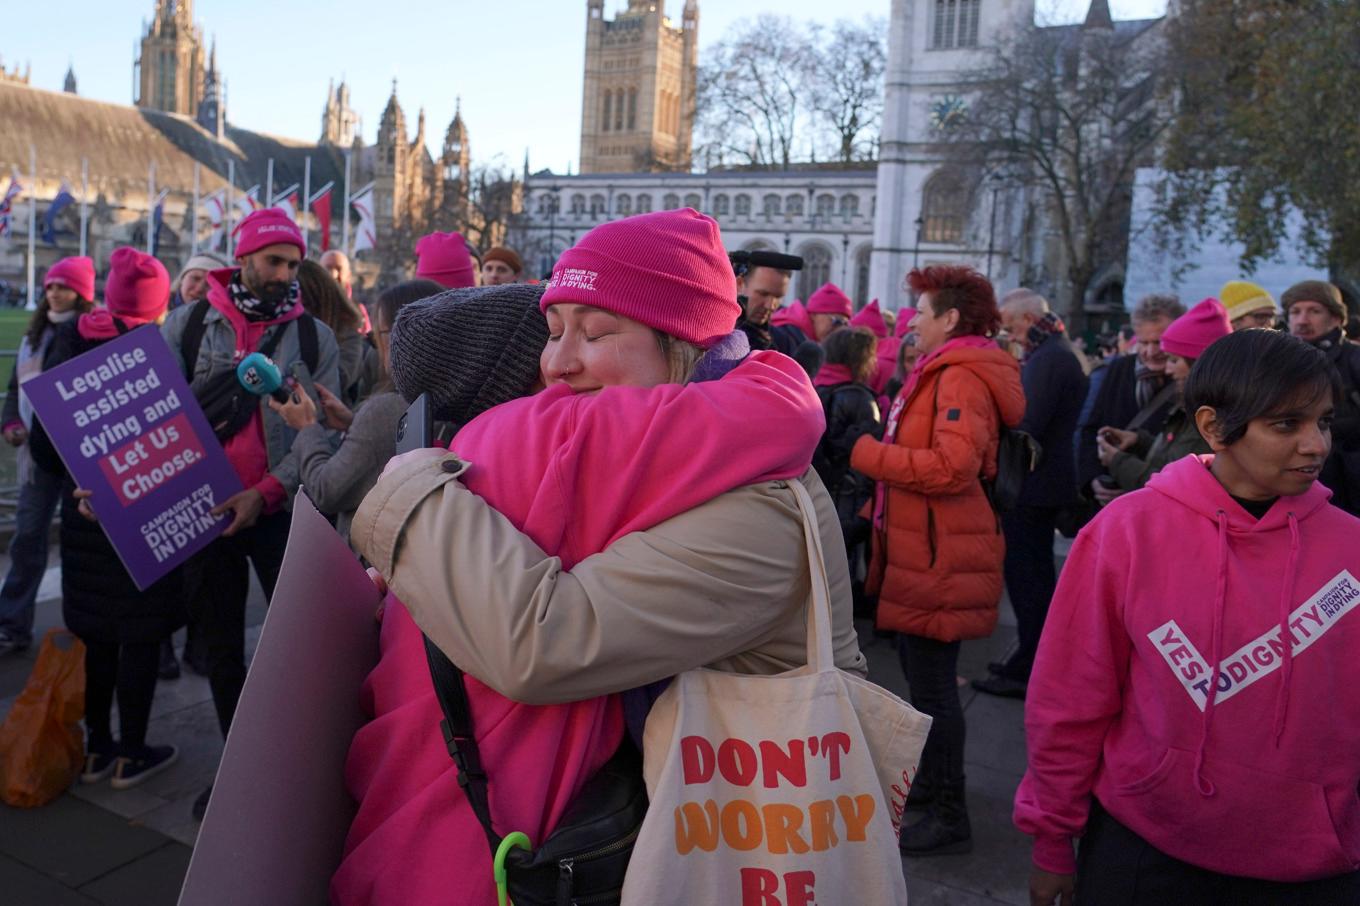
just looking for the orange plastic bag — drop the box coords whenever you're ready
[0,628,87,807]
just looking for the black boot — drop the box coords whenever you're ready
[900,777,972,856]
[906,773,934,810]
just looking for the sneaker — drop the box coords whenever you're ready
[0,629,31,656]
[80,744,119,784]
[110,745,179,790]
[192,784,213,821]
[158,640,181,680]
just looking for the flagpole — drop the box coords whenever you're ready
[302,156,311,255]
[342,149,352,256]
[25,145,36,311]
[266,159,274,207]
[226,159,236,258]
[191,162,200,255]
[146,162,156,254]
[79,157,89,258]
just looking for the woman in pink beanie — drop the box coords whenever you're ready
[414,230,477,289]
[0,256,97,654]
[31,246,182,791]
[1098,298,1231,491]
[337,209,875,905]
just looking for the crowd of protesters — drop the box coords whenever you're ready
[0,200,1358,905]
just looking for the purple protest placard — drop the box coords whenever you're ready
[22,325,242,590]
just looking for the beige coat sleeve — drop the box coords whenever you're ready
[350,458,867,705]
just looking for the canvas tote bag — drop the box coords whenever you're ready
[623,478,932,906]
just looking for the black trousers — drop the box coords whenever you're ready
[84,640,160,755]
[1077,800,1360,905]
[186,510,290,739]
[1001,505,1060,680]
[898,634,965,784]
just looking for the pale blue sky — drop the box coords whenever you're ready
[10,0,1165,174]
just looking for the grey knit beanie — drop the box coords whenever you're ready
[389,283,549,425]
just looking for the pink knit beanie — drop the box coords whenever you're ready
[233,208,306,259]
[895,308,912,338]
[415,231,477,289]
[540,208,740,348]
[807,283,853,318]
[1160,297,1231,360]
[850,299,888,338]
[44,256,96,302]
[104,247,170,323]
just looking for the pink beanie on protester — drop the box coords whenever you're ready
[233,208,306,259]
[540,208,740,348]
[1160,297,1231,360]
[895,310,912,338]
[415,231,477,289]
[850,299,889,338]
[807,283,853,318]
[104,247,170,323]
[44,256,96,302]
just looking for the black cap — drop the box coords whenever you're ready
[729,249,804,278]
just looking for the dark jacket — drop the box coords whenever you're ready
[1109,405,1211,492]
[1018,333,1088,508]
[1315,330,1360,516]
[1077,353,1174,489]
[44,321,185,645]
[812,380,880,540]
[771,323,810,358]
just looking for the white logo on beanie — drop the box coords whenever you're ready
[256,224,300,237]
[553,268,599,292]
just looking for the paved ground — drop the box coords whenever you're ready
[0,542,1055,905]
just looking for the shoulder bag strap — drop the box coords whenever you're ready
[1126,380,1179,432]
[422,634,501,853]
[788,479,837,673]
[180,299,211,378]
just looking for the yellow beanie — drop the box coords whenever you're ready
[1220,280,1276,322]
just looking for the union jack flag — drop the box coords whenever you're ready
[0,172,22,239]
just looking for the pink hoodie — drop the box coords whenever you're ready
[1016,455,1360,881]
[334,350,825,904]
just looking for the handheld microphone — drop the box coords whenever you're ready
[237,352,293,403]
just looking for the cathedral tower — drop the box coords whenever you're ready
[197,38,224,139]
[321,79,360,148]
[135,0,206,115]
[579,0,698,174]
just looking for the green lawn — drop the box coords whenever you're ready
[0,309,30,354]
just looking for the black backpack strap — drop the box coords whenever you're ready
[179,299,212,379]
[422,635,501,854]
[257,312,320,374]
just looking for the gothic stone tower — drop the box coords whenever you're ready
[136,0,206,116]
[439,99,471,226]
[321,79,360,148]
[579,0,698,174]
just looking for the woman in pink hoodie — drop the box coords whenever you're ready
[1018,328,1360,905]
[339,210,864,905]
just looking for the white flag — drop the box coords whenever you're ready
[202,189,227,251]
[235,186,261,220]
[350,186,376,255]
[272,184,300,222]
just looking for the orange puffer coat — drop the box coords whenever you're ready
[850,341,1026,641]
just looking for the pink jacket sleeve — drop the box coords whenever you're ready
[1013,523,1132,874]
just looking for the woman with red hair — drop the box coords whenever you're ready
[851,265,1026,855]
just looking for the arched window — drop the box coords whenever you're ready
[932,0,981,49]
[627,88,638,130]
[663,193,681,210]
[537,194,553,215]
[636,194,653,214]
[762,194,782,217]
[816,194,835,219]
[713,194,730,216]
[602,93,612,132]
[614,90,625,131]
[570,194,586,215]
[839,195,860,220]
[615,194,632,216]
[684,193,702,210]
[854,246,872,308]
[590,194,606,217]
[797,244,834,302]
[922,169,968,243]
[786,194,804,217]
[734,194,752,216]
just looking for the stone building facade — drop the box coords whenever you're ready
[518,167,877,300]
[135,0,206,117]
[579,0,698,174]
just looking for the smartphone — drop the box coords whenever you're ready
[395,393,433,455]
